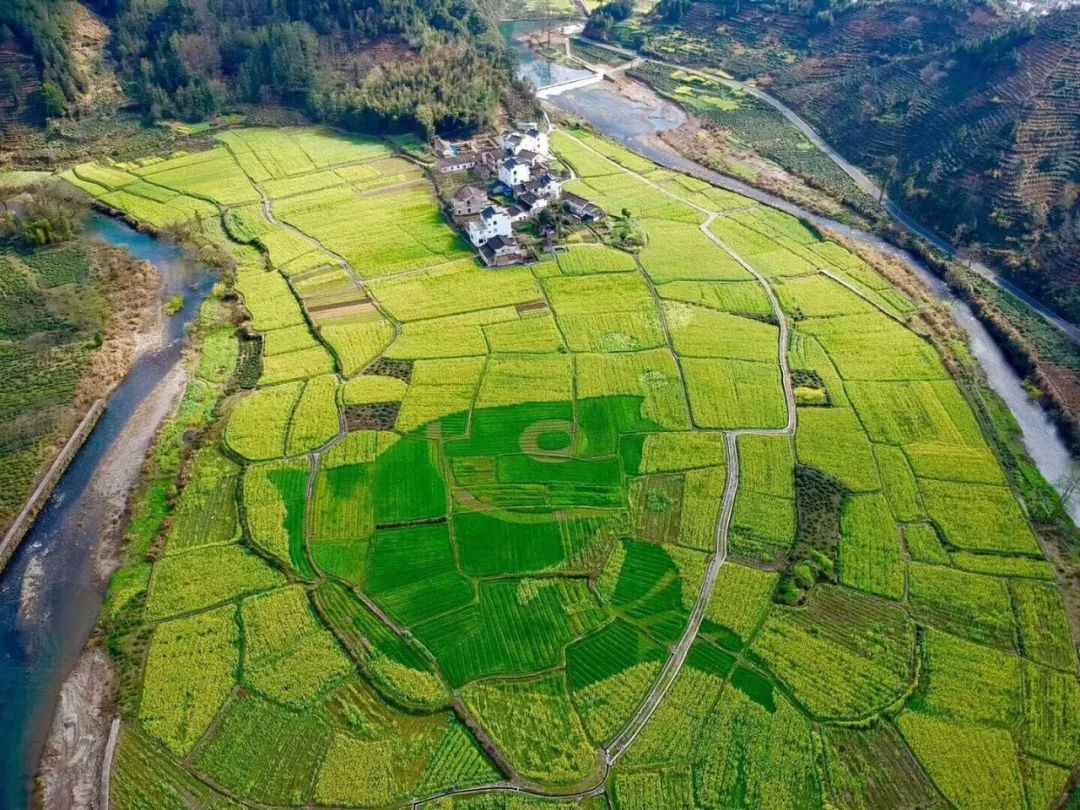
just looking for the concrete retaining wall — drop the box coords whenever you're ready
[0,399,106,573]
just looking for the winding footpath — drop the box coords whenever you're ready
[413,126,798,805]
[569,34,1080,343]
[100,106,895,810]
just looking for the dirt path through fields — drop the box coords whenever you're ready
[413,126,799,804]
[570,35,1080,342]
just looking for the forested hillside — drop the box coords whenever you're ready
[616,0,1080,321]
[0,1,83,127]
[0,0,520,137]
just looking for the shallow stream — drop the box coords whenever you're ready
[0,215,214,808]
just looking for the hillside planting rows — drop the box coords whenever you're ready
[616,2,1080,324]
[72,126,1080,808]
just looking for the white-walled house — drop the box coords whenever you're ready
[504,172,562,221]
[521,173,561,200]
[465,205,512,247]
[499,158,531,188]
[435,152,478,174]
[500,127,549,159]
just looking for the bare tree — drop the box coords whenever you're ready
[1057,461,1080,520]
[0,183,18,214]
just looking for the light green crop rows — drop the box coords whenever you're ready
[97,126,1078,810]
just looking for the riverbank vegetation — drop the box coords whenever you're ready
[0,178,162,540]
[625,62,880,221]
[605,0,1080,343]
[84,123,1080,808]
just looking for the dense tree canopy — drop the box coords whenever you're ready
[310,40,510,137]
[100,0,509,122]
[583,0,634,40]
[0,1,85,111]
[1,0,515,134]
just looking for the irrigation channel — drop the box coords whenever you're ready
[502,22,1080,525]
[0,215,215,809]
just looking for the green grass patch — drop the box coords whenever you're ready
[839,493,904,601]
[908,562,1015,649]
[462,673,599,787]
[367,523,473,626]
[413,578,605,686]
[194,693,332,805]
[139,605,239,756]
[751,586,915,719]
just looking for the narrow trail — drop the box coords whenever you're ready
[254,178,405,343]
[413,127,798,805]
[598,147,798,766]
[638,257,700,432]
[603,432,738,761]
[220,138,403,344]
[561,35,644,77]
[214,138,450,679]
[568,34,1080,342]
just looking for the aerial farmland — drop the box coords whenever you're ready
[48,123,1079,808]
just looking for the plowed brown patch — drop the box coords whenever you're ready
[309,300,376,320]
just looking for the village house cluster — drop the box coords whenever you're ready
[435,124,603,266]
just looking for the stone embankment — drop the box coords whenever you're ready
[0,400,106,573]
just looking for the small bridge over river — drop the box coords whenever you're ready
[536,71,605,98]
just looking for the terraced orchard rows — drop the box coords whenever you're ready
[76,126,1080,809]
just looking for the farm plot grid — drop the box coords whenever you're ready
[82,126,1080,809]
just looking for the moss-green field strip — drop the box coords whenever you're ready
[83,124,1080,810]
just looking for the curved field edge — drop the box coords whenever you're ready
[80,123,1080,810]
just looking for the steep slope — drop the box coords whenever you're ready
[0,0,520,138]
[625,1,1080,320]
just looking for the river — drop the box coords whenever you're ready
[0,36,1075,807]
[504,27,1080,521]
[501,20,598,90]
[0,215,214,809]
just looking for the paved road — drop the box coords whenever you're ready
[572,35,1080,343]
[882,202,1080,343]
[576,36,884,202]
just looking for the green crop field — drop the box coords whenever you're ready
[90,125,1080,809]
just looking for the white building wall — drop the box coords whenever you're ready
[499,162,530,187]
[467,211,512,246]
[489,212,512,237]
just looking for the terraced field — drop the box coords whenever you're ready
[80,126,1080,808]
